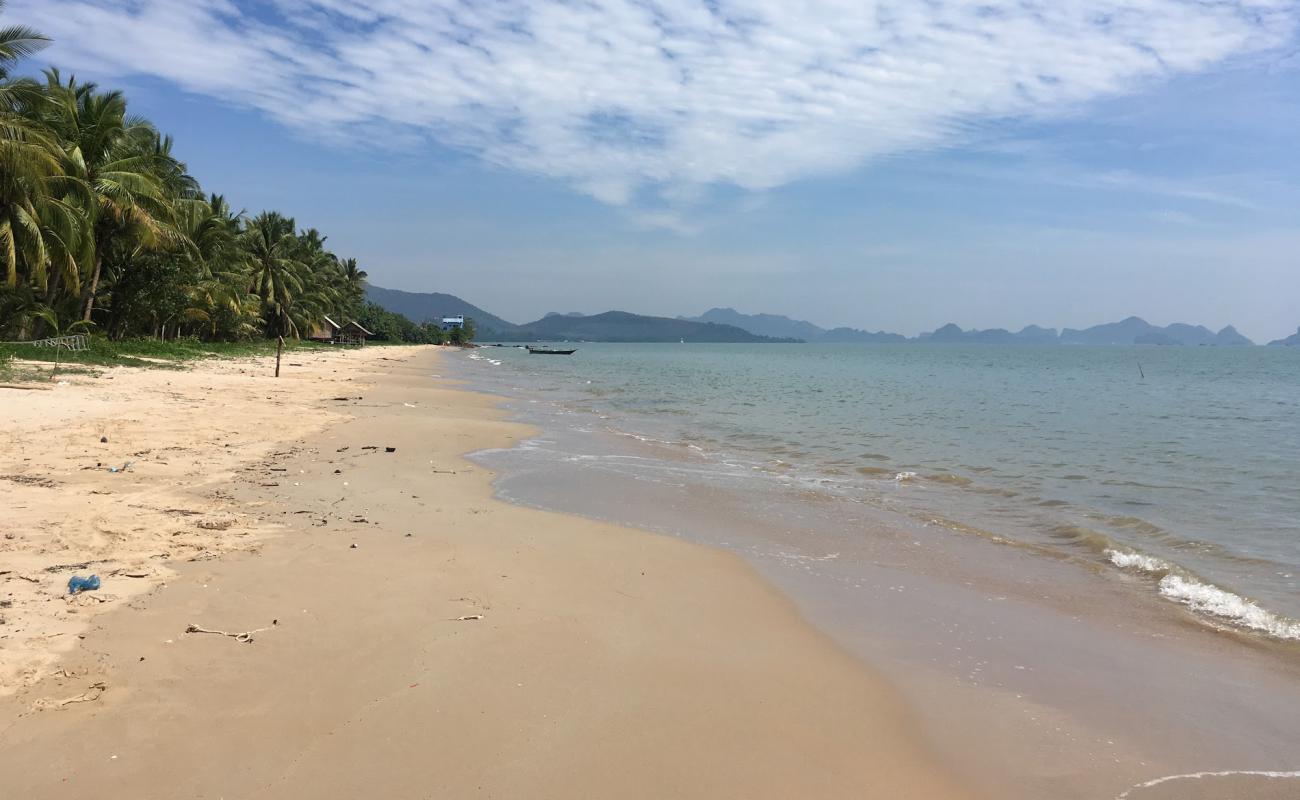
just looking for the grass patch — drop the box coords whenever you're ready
[0,337,338,373]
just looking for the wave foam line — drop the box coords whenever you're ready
[1158,575,1300,640]
[1105,549,1170,573]
[1106,549,1300,640]
[1116,769,1300,799]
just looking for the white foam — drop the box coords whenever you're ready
[1116,769,1300,799]
[894,471,917,482]
[1158,575,1300,640]
[1105,549,1170,573]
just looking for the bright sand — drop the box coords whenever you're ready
[0,347,971,798]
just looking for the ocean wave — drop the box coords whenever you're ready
[1105,548,1300,639]
[1157,574,1300,641]
[1116,770,1300,800]
[1105,549,1171,573]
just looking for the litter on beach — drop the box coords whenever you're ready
[67,575,101,594]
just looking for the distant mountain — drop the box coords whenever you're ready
[1134,331,1183,346]
[1016,325,1061,344]
[682,308,906,342]
[1060,316,1158,345]
[1162,323,1216,346]
[818,327,908,343]
[921,323,1055,344]
[914,318,1255,346]
[1214,326,1253,346]
[364,289,1263,346]
[1268,327,1300,346]
[682,307,826,341]
[502,311,793,343]
[364,285,517,334]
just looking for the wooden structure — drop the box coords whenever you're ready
[336,321,374,346]
[306,316,373,346]
[306,316,342,343]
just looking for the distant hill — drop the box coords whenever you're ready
[364,289,1263,346]
[1060,316,1159,345]
[1057,317,1253,346]
[918,318,1253,346]
[817,327,907,343]
[501,311,793,343]
[682,308,904,342]
[364,285,517,335]
[1268,327,1300,346]
[682,308,826,341]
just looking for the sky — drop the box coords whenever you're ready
[13,0,1300,341]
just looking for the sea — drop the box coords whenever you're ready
[447,342,1300,798]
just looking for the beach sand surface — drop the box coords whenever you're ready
[0,348,970,799]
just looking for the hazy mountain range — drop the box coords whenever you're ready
[367,288,1287,346]
[1269,327,1300,347]
[366,287,791,342]
[680,308,906,342]
[687,308,1257,346]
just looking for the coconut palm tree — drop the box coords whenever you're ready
[340,256,367,306]
[40,70,181,321]
[0,7,87,297]
[0,1,48,81]
[243,210,306,338]
[173,194,256,338]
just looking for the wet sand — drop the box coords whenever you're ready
[460,360,1300,800]
[0,348,970,799]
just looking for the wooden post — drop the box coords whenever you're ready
[275,336,284,377]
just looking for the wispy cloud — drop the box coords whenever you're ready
[18,0,1296,208]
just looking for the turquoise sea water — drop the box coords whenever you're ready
[459,342,1300,639]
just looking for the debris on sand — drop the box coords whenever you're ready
[184,622,272,644]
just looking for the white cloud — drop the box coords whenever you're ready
[17,0,1296,207]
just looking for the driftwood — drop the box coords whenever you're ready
[56,682,107,706]
[184,622,272,643]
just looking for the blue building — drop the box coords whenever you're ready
[441,315,465,331]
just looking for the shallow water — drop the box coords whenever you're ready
[451,342,1300,799]
[461,342,1300,636]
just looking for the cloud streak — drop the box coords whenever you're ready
[18,0,1296,205]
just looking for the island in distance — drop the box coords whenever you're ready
[367,287,1276,346]
[684,309,1257,346]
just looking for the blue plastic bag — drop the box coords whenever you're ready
[68,574,101,594]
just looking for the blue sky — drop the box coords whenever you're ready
[14,0,1300,341]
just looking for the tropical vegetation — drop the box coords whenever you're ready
[0,5,450,348]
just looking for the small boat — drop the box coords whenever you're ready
[526,345,577,355]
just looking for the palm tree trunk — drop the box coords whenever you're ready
[81,255,102,322]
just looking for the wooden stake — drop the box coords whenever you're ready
[275,336,284,377]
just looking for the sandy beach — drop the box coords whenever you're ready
[0,347,970,798]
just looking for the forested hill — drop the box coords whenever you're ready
[364,286,517,334]
[496,311,796,342]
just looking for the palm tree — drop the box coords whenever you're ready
[0,1,48,81]
[340,257,367,301]
[0,7,86,298]
[242,211,305,338]
[40,70,181,321]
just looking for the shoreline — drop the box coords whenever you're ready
[0,347,972,798]
[449,347,1300,800]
